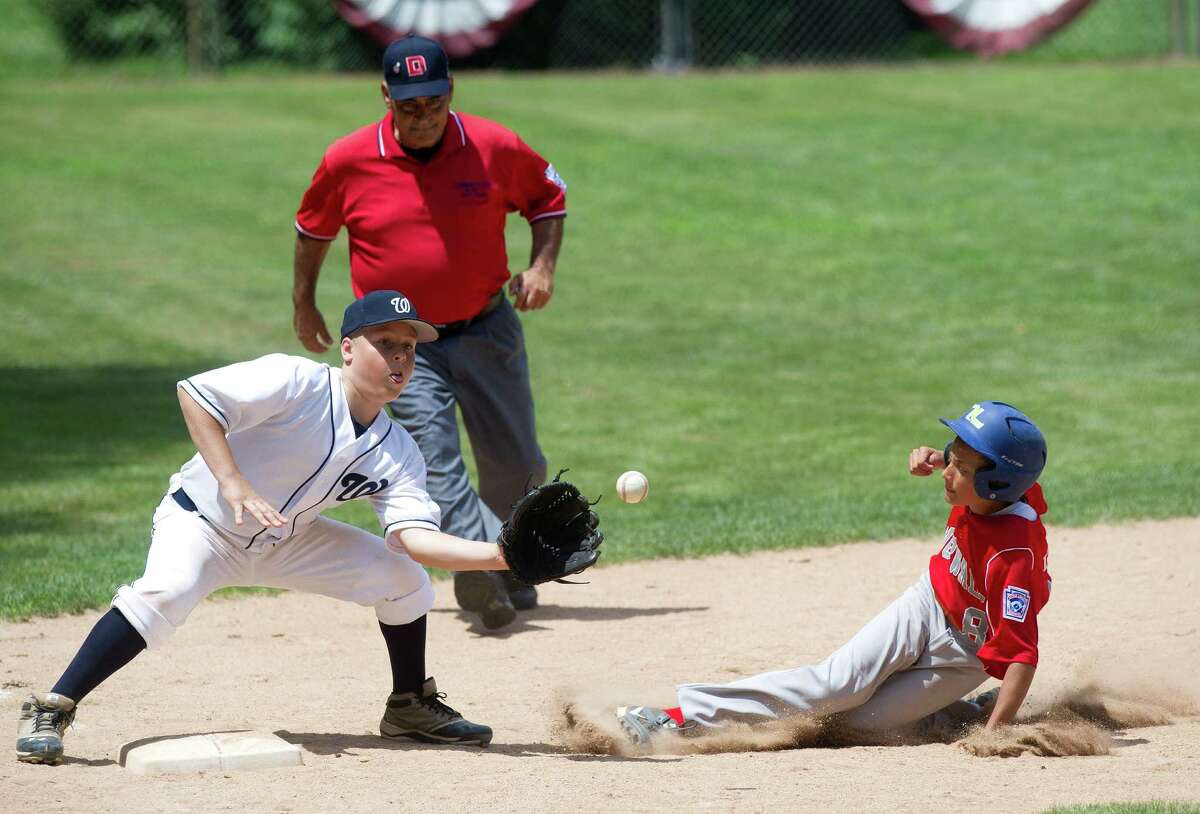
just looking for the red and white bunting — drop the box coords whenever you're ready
[336,0,541,58]
[904,0,1097,56]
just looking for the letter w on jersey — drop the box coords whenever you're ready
[941,530,985,602]
[338,473,389,501]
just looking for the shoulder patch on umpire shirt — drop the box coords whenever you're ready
[544,163,566,190]
[1002,585,1031,622]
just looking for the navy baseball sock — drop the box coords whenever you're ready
[379,615,427,696]
[51,608,147,703]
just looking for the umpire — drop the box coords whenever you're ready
[291,35,567,630]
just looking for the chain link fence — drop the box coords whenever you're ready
[21,0,1200,74]
[540,0,922,69]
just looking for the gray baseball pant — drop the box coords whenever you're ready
[677,571,989,732]
[390,298,547,544]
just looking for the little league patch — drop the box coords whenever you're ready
[1003,585,1031,623]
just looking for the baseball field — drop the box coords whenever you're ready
[2,26,1199,814]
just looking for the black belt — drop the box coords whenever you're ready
[431,290,504,337]
[171,488,199,513]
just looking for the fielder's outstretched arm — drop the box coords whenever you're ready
[391,527,509,572]
[176,388,289,528]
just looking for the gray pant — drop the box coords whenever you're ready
[390,298,547,544]
[677,572,989,733]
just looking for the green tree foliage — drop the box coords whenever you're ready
[44,0,185,59]
[42,0,380,68]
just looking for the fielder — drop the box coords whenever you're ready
[16,291,521,764]
[617,401,1050,745]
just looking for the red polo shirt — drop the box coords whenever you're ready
[295,111,567,324]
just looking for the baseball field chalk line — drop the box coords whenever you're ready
[119,731,303,774]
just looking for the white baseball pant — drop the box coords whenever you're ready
[112,493,434,649]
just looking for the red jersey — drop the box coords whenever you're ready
[295,111,567,324]
[928,484,1050,679]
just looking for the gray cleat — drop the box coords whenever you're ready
[380,678,492,747]
[967,687,1001,714]
[16,693,76,765]
[615,705,689,746]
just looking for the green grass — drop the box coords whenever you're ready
[1043,803,1200,814]
[1,63,1198,619]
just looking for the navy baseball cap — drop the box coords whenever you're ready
[383,35,451,101]
[341,290,439,342]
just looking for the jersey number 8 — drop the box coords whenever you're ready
[961,607,987,645]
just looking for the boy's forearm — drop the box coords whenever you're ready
[391,527,508,571]
[986,662,1036,729]
[177,388,242,485]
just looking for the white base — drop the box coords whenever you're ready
[119,731,303,775]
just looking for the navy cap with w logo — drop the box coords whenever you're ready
[383,35,451,101]
[341,290,439,342]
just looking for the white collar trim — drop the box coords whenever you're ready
[994,500,1038,522]
[378,112,465,158]
[449,111,466,146]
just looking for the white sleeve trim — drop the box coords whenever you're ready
[385,519,441,535]
[177,380,230,431]
[529,210,567,223]
[294,220,338,241]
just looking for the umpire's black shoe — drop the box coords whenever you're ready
[453,571,517,630]
[502,570,538,611]
[380,678,492,747]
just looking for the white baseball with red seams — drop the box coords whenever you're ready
[616,471,648,504]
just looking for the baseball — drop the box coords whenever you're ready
[616,470,649,504]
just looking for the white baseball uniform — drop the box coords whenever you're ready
[112,354,442,649]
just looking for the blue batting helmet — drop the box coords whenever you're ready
[940,401,1047,502]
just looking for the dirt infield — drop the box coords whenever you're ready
[3,517,1198,813]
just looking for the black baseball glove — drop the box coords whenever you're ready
[498,470,603,585]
